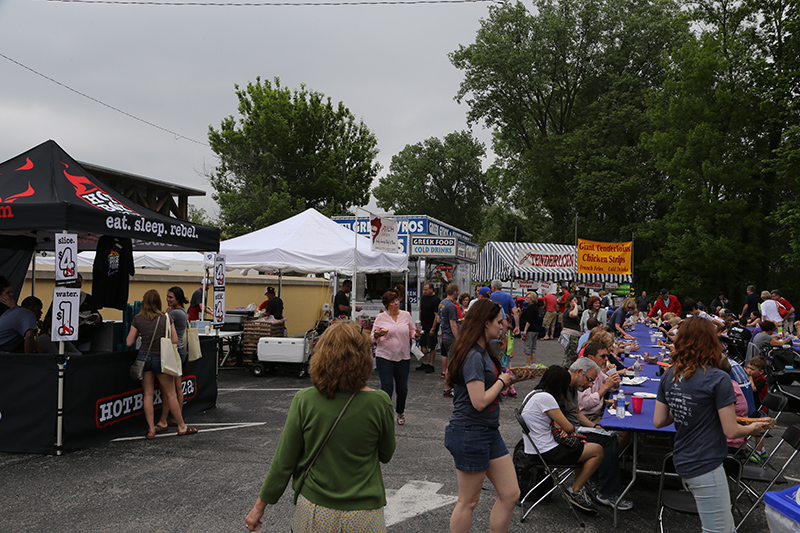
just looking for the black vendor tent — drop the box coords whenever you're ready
[0,140,220,252]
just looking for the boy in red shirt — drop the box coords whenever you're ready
[747,355,769,462]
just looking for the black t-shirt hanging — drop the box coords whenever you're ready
[92,236,135,310]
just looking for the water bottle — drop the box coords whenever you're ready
[615,389,626,418]
[633,358,641,378]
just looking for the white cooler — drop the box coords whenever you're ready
[256,337,307,364]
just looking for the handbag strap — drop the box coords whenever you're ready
[144,316,160,355]
[299,390,358,488]
[164,311,171,339]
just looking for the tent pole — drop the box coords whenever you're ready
[278,271,283,298]
[31,253,36,296]
[56,230,67,456]
[352,214,359,322]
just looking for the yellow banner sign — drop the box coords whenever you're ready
[577,239,632,275]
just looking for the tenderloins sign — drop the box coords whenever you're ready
[96,376,197,428]
[516,249,575,268]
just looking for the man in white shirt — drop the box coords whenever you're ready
[760,290,784,327]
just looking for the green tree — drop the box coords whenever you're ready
[642,0,800,303]
[208,77,381,237]
[187,205,215,227]
[372,131,490,237]
[450,0,690,247]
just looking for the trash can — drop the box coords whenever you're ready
[765,485,800,533]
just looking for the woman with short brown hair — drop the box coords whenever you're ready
[246,322,396,532]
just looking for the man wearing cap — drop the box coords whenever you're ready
[259,286,284,320]
[466,285,492,313]
[647,288,681,319]
[490,280,520,336]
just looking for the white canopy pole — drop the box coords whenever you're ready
[353,215,358,322]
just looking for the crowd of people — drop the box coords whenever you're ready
[1,270,788,531]
[239,279,797,532]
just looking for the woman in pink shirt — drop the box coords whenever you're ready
[373,290,420,426]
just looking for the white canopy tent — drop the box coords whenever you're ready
[219,208,408,275]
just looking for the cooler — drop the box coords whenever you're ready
[256,337,307,364]
[765,485,800,533]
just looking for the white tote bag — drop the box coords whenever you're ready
[160,313,182,377]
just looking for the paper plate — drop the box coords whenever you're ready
[633,392,657,399]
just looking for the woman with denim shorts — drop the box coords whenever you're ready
[654,317,770,532]
[126,289,198,439]
[444,298,529,533]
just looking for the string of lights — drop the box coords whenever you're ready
[0,51,208,146]
[47,0,499,6]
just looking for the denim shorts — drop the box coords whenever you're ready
[137,351,163,375]
[445,424,509,473]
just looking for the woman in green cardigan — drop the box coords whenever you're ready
[245,322,396,533]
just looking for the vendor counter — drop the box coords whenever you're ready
[0,337,218,454]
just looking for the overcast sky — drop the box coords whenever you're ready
[0,0,495,219]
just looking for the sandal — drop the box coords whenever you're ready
[145,429,156,440]
[397,414,405,426]
[177,427,199,436]
[154,424,169,434]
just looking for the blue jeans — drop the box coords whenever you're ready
[684,464,734,533]
[375,357,410,414]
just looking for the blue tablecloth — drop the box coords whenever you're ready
[600,323,675,434]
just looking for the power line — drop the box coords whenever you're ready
[48,0,498,6]
[0,51,209,147]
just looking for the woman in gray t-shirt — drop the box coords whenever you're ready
[654,317,769,531]
[444,299,528,533]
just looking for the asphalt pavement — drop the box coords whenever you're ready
[1,337,794,532]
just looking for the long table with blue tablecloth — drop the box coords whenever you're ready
[599,322,675,525]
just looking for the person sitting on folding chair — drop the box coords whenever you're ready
[654,317,771,532]
[520,365,604,513]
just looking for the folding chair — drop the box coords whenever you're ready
[656,453,742,533]
[739,392,788,463]
[513,406,585,528]
[735,424,800,531]
[745,342,761,364]
[722,337,747,365]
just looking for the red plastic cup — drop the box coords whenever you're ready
[632,395,643,414]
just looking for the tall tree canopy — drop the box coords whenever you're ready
[372,131,490,238]
[208,77,380,237]
[450,0,800,303]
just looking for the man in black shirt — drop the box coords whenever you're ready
[259,286,284,320]
[417,282,440,373]
[742,285,760,321]
[333,280,360,318]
